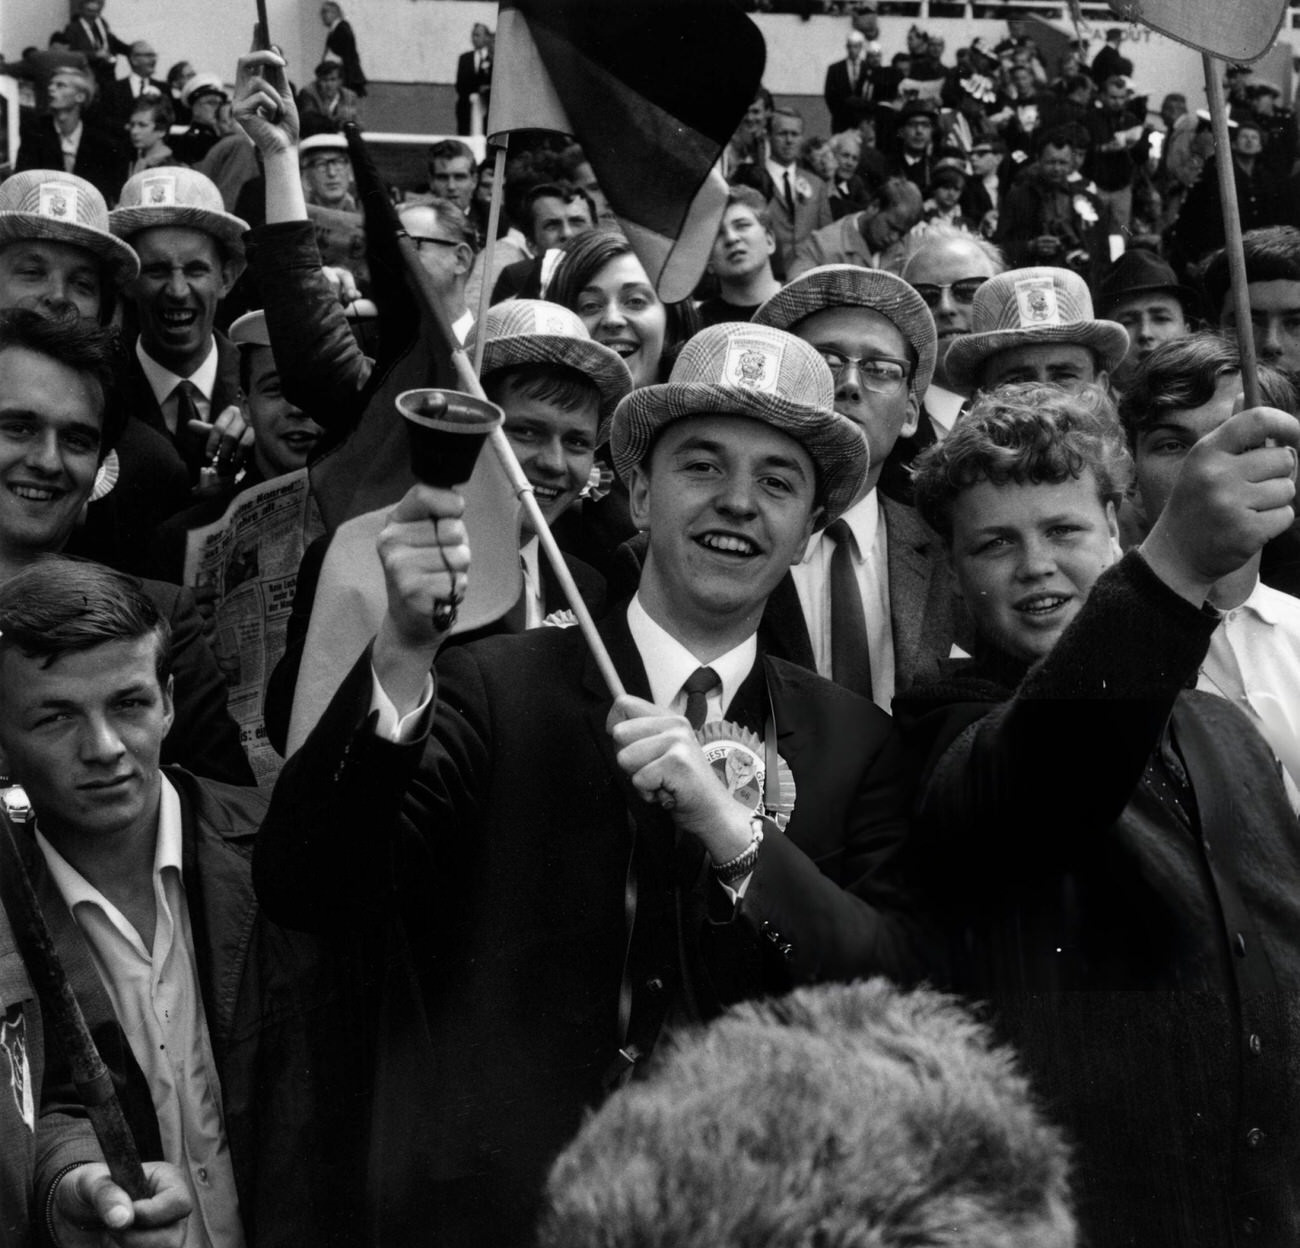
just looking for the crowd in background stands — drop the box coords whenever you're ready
[4,3,1300,1247]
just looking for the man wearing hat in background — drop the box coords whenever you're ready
[752,265,961,709]
[110,167,251,489]
[171,73,231,166]
[298,132,356,213]
[254,320,926,1245]
[944,266,1128,397]
[1096,247,1198,385]
[887,99,939,192]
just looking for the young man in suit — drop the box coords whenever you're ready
[731,106,832,280]
[0,558,365,1247]
[255,321,927,1245]
[15,68,123,207]
[61,0,132,108]
[824,28,873,134]
[752,265,962,709]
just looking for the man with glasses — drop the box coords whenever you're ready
[398,198,475,342]
[752,265,964,709]
[299,132,355,212]
[900,223,1004,436]
[790,176,922,278]
[961,139,1005,234]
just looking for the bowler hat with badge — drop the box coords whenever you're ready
[110,167,249,276]
[610,322,869,527]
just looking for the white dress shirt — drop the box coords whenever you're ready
[791,490,895,713]
[136,337,219,434]
[765,157,799,207]
[1198,578,1300,813]
[58,121,83,173]
[520,535,544,629]
[37,778,245,1248]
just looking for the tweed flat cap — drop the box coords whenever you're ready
[110,168,248,270]
[610,322,868,526]
[944,267,1129,391]
[467,300,633,442]
[0,170,139,285]
[751,264,937,407]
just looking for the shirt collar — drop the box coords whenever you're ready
[766,156,797,182]
[136,336,219,406]
[1231,577,1285,626]
[802,488,879,564]
[36,773,182,912]
[626,594,757,715]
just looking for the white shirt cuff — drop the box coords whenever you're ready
[369,666,434,743]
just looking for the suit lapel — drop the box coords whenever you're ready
[883,496,937,689]
[760,571,815,672]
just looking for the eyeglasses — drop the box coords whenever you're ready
[816,351,912,394]
[910,277,988,308]
[407,235,460,251]
[970,147,994,157]
[305,156,349,172]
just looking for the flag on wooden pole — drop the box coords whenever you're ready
[488,0,766,302]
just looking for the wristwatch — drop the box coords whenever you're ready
[713,816,765,886]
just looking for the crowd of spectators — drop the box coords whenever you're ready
[1,5,1300,1248]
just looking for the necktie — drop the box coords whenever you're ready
[172,379,207,473]
[783,169,795,215]
[681,666,721,731]
[826,519,873,700]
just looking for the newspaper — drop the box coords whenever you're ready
[183,469,321,785]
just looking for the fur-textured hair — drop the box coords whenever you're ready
[130,93,174,131]
[901,220,1006,276]
[426,138,475,169]
[483,361,600,420]
[0,557,171,683]
[539,979,1076,1248]
[1118,332,1298,448]
[1203,226,1300,324]
[913,382,1132,543]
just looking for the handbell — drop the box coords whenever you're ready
[395,388,505,629]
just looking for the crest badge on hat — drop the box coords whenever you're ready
[37,182,77,223]
[725,336,784,395]
[141,174,177,206]
[1014,276,1061,326]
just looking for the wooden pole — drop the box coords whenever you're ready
[1203,51,1263,408]
[0,812,148,1199]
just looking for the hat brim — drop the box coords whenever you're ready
[610,383,869,527]
[0,215,140,285]
[944,320,1130,391]
[481,333,633,442]
[752,264,937,407]
[110,206,248,272]
[1097,281,1202,320]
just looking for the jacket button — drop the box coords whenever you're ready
[1249,1033,1262,1056]
[1246,1127,1265,1149]
[645,977,664,995]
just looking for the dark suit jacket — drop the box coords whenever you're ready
[20,768,365,1247]
[14,115,124,205]
[261,532,609,757]
[824,58,873,132]
[490,253,544,303]
[455,48,492,133]
[761,495,963,702]
[105,74,168,124]
[120,332,243,483]
[729,162,832,281]
[255,610,924,1245]
[324,20,367,95]
[61,14,131,98]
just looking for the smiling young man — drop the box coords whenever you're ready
[110,167,252,491]
[899,381,1300,1246]
[255,321,926,1246]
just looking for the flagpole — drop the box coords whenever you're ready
[1203,52,1262,408]
[390,224,628,701]
[472,143,509,377]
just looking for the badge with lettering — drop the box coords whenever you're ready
[696,721,796,829]
[0,1003,33,1133]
